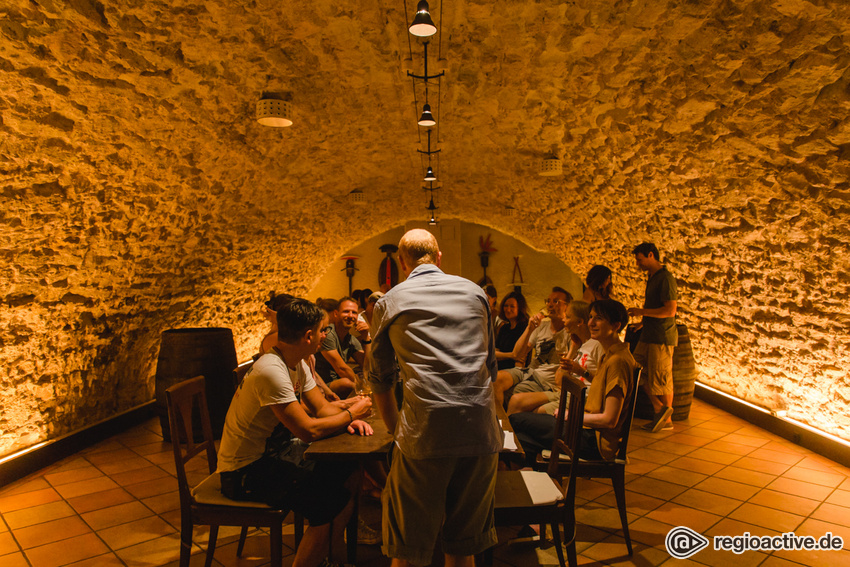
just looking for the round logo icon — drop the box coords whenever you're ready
[666,526,709,559]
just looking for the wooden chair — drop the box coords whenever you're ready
[540,368,642,555]
[493,374,588,567]
[166,375,301,567]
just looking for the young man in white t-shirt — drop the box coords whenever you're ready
[217,298,373,567]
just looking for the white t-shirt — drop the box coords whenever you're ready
[527,319,570,385]
[574,338,605,384]
[217,351,316,472]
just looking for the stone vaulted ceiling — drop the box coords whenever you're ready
[1,0,849,455]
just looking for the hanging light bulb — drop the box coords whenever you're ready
[409,0,437,37]
[418,103,436,127]
[424,166,437,182]
[427,192,438,225]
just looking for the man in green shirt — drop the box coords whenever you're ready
[628,242,678,432]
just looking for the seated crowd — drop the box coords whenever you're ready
[216,238,677,567]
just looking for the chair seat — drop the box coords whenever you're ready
[495,470,563,508]
[192,473,273,509]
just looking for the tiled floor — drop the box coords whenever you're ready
[1,398,849,566]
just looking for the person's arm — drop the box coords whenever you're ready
[272,387,372,442]
[374,389,398,435]
[306,355,339,401]
[628,300,677,319]
[582,387,624,430]
[512,316,541,360]
[320,349,359,383]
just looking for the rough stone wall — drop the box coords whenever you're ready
[1,0,849,457]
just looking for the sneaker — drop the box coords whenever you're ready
[357,517,381,545]
[509,524,540,544]
[642,407,674,433]
[660,422,674,431]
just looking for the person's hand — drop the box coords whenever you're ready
[559,355,575,372]
[349,396,373,420]
[529,313,544,330]
[355,319,370,338]
[324,388,340,402]
[627,307,643,317]
[347,419,374,436]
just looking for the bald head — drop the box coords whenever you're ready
[398,229,441,273]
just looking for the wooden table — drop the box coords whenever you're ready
[304,407,524,562]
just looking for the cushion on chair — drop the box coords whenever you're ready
[495,470,563,508]
[191,473,273,508]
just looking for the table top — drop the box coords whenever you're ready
[304,404,524,461]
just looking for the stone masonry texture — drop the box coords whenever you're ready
[0,0,849,456]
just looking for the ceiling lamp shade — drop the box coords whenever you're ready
[539,156,563,176]
[428,212,438,226]
[424,166,437,182]
[256,98,293,127]
[418,103,436,127]
[409,0,437,37]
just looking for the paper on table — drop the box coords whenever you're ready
[502,431,517,451]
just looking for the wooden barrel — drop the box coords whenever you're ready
[154,328,237,441]
[631,324,698,422]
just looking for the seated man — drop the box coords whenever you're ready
[507,300,604,416]
[217,298,374,567]
[314,297,367,398]
[492,286,572,408]
[510,299,638,465]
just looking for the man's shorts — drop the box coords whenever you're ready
[512,369,554,395]
[502,366,530,387]
[220,454,356,526]
[633,341,674,395]
[382,449,498,565]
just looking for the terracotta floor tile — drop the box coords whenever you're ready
[12,514,91,549]
[24,533,110,567]
[108,464,171,487]
[0,551,29,567]
[666,455,726,476]
[594,489,667,516]
[759,440,809,455]
[706,516,782,538]
[113,533,202,566]
[685,447,740,466]
[131,441,172,456]
[781,466,846,488]
[628,447,679,466]
[144,451,177,466]
[748,489,821,516]
[3,500,75,529]
[64,552,127,566]
[759,555,813,567]
[748,448,805,466]
[693,477,762,501]
[99,515,175,550]
[766,477,834,501]
[66,487,136,514]
[676,427,727,440]
[43,467,104,488]
[41,458,93,475]
[575,501,639,535]
[728,502,805,533]
[118,431,165,448]
[671,487,743,516]
[644,439,698,457]
[826,489,850,508]
[624,476,689,501]
[625,515,674,548]
[0,531,20,555]
[82,441,126,456]
[124,477,178,499]
[95,456,155,476]
[772,548,850,567]
[81,501,154,531]
[811,502,850,528]
[699,420,745,433]
[0,477,51,498]
[645,465,708,487]
[662,432,715,446]
[701,439,758,457]
[722,433,770,447]
[623,458,662,476]
[732,455,793,476]
[85,448,142,465]
[796,518,850,550]
[645,501,723,533]
[713,465,776,488]
[54,477,120,500]
[687,545,769,567]
[0,487,61,513]
[141,490,180,515]
[582,534,669,566]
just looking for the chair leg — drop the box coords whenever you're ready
[236,526,249,557]
[550,520,566,567]
[270,519,283,567]
[205,525,219,567]
[294,512,304,549]
[611,469,633,556]
[562,505,578,567]
[179,513,193,567]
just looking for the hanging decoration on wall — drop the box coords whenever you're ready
[511,256,525,292]
[341,255,359,296]
[378,244,399,291]
[477,233,497,286]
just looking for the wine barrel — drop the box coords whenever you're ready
[631,324,698,422]
[154,328,237,441]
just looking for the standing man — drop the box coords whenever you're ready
[628,242,678,432]
[369,229,503,567]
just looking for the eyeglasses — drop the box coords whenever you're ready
[545,298,567,305]
[322,326,333,335]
